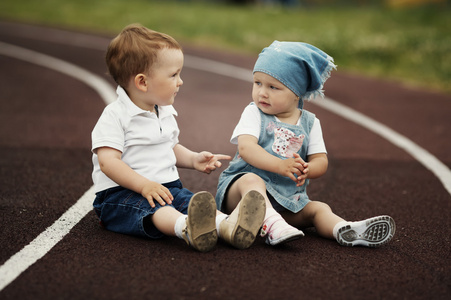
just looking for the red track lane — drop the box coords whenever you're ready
[0,21,450,300]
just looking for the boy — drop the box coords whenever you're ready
[91,24,265,252]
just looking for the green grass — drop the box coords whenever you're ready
[1,0,450,93]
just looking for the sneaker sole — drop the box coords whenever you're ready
[230,190,266,249]
[186,192,218,252]
[337,215,396,247]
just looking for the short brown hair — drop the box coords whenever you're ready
[106,24,182,87]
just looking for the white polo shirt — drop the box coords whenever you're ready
[92,86,180,193]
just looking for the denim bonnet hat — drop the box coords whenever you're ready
[253,41,336,109]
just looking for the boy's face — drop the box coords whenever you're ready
[138,48,184,110]
[252,72,299,118]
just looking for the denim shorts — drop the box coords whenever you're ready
[93,179,192,239]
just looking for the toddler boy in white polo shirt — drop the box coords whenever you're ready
[91,24,266,252]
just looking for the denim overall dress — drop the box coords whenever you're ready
[216,106,316,213]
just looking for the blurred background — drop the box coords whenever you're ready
[0,0,449,93]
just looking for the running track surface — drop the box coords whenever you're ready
[0,21,450,300]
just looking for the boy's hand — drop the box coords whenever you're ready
[141,181,174,208]
[194,151,232,174]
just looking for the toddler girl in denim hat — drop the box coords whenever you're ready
[215,41,396,247]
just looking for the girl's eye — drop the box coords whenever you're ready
[254,81,261,86]
[270,85,278,90]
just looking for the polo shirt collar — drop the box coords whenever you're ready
[116,86,178,117]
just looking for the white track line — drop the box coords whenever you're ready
[1,30,450,292]
[0,42,116,104]
[0,42,114,291]
[0,187,95,291]
[313,97,451,195]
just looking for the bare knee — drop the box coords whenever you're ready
[282,201,331,227]
[307,201,332,214]
[239,173,266,188]
[300,201,333,223]
[225,173,266,213]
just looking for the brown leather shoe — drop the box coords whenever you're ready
[219,190,266,249]
[182,191,218,252]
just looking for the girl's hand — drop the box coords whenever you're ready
[278,153,307,183]
[194,151,232,174]
[296,165,309,186]
[141,181,174,208]
[293,153,309,186]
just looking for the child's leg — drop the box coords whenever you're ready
[225,173,279,219]
[153,191,217,252]
[281,201,344,239]
[151,206,184,236]
[224,173,267,213]
[282,201,396,247]
[226,173,304,246]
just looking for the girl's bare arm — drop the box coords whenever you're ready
[306,153,328,179]
[237,134,304,182]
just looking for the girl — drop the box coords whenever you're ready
[215,41,395,247]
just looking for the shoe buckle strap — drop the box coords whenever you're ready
[260,223,271,237]
[181,227,191,246]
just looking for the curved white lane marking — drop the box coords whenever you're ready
[313,97,451,195]
[0,42,116,104]
[184,55,252,82]
[0,187,95,291]
[0,42,112,291]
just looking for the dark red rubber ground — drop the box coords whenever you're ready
[0,21,449,299]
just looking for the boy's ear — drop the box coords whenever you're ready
[134,73,148,92]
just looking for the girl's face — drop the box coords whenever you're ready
[136,48,184,111]
[252,72,300,120]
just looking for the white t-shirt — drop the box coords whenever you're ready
[91,86,180,193]
[231,103,327,156]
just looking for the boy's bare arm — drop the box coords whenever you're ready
[173,144,231,174]
[172,144,196,169]
[96,147,173,207]
[237,134,304,183]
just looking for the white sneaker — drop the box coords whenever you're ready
[260,214,304,246]
[219,190,266,249]
[182,192,217,252]
[336,215,396,247]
